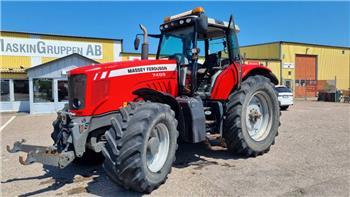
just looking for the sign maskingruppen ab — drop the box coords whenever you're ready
[0,37,103,59]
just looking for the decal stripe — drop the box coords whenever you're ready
[93,73,98,80]
[108,64,177,78]
[101,71,107,79]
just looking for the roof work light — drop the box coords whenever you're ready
[163,7,205,23]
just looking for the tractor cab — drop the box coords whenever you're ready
[157,7,241,96]
[136,7,241,97]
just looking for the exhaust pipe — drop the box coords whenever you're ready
[140,24,149,60]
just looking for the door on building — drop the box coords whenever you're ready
[295,55,317,98]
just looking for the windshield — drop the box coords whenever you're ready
[158,26,194,61]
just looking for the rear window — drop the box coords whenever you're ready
[276,86,291,93]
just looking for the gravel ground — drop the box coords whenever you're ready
[1,101,349,196]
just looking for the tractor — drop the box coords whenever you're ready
[7,7,280,193]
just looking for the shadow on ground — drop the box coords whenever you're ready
[174,140,245,170]
[1,140,243,196]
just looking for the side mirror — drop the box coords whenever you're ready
[134,36,140,50]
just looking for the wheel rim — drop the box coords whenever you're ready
[146,123,170,173]
[245,91,273,141]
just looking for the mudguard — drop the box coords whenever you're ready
[210,63,278,100]
[133,88,206,143]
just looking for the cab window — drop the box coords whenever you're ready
[208,37,229,59]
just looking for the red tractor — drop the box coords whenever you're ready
[7,7,280,193]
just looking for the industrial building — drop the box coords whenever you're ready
[241,41,350,98]
[0,31,122,113]
[1,31,349,113]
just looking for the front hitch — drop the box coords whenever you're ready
[6,139,75,168]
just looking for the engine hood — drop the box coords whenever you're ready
[69,59,177,76]
[68,59,178,116]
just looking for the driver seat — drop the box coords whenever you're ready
[202,53,219,69]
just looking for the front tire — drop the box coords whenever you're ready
[102,102,178,193]
[223,75,280,157]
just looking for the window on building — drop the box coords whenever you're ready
[58,80,68,102]
[33,79,54,103]
[14,80,29,101]
[1,80,10,101]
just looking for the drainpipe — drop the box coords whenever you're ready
[279,42,283,85]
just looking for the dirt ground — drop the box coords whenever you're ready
[1,101,349,196]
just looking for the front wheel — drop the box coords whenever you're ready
[102,102,178,193]
[223,75,280,157]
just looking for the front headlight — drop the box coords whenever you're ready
[72,98,82,109]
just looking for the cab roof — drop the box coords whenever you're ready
[161,7,240,33]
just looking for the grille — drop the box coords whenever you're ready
[68,74,86,110]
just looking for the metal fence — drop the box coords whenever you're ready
[284,78,349,103]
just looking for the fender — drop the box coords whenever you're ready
[133,88,181,115]
[241,64,279,85]
[210,64,278,100]
[133,88,205,143]
[133,88,185,138]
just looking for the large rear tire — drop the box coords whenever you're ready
[102,102,178,193]
[223,75,280,157]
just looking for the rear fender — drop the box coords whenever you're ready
[210,64,278,100]
[242,66,279,85]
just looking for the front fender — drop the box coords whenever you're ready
[133,88,205,143]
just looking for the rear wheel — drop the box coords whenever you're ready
[223,75,280,157]
[102,102,178,193]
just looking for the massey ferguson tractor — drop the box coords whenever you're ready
[7,7,280,193]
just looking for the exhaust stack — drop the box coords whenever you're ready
[140,24,149,60]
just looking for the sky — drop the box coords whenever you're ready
[1,1,349,53]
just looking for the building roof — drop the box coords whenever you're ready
[241,41,350,50]
[26,53,99,72]
[1,30,123,43]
